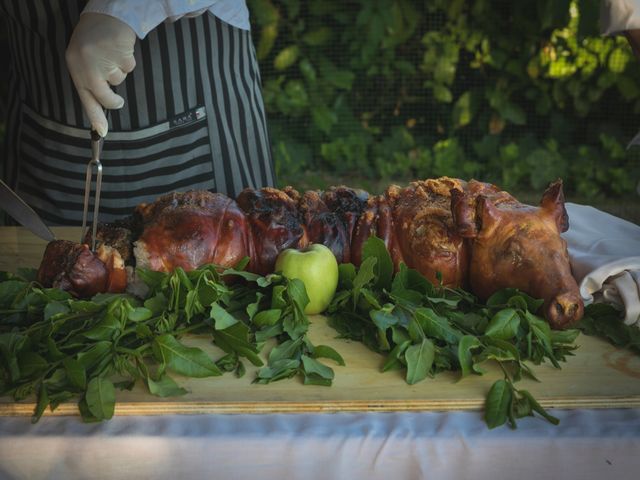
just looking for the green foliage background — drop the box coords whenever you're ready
[249,0,640,199]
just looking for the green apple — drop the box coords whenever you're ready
[274,243,339,315]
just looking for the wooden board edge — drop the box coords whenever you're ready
[2,396,640,418]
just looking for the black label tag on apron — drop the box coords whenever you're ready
[169,106,207,128]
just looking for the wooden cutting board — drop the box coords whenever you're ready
[1,227,639,417]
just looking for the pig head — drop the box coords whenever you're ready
[451,179,584,329]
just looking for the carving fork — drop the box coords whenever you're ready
[81,128,104,250]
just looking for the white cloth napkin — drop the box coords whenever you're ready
[563,203,640,327]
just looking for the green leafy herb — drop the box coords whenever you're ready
[0,263,338,422]
[578,303,640,354]
[328,236,580,429]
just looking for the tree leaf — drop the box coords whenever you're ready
[274,45,300,70]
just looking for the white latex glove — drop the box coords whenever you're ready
[66,13,137,137]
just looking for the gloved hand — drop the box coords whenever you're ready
[66,13,137,137]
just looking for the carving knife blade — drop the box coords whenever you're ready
[0,179,56,242]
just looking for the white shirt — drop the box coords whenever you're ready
[601,0,640,35]
[84,0,250,38]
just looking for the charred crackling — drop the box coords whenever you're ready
[298,190,351,263]
[236,187,308,275]
[322,186,369,240]
[83,216,140,264]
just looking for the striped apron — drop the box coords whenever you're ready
[1,0,275,225]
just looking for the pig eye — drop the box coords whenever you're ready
[500,238,525,265]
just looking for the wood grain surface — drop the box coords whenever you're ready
[1,226,639,418]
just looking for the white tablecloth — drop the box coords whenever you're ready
[1,205,639,479]
[1,409,639,479]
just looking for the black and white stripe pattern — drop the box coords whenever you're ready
[1,0,274,225]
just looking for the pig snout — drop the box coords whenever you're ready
[544,292,584,329]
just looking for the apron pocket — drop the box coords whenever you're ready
[17,105,214,225]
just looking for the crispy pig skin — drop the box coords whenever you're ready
[134,191,251,273]
[37,178,584,328]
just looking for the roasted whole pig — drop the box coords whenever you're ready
[36,177,584,329]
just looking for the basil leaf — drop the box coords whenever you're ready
[77,342,112,371]
[485,308,520,340]
[382,340,410,372]
[301,355,334,386]
[43,301,69,321]
[17,351,48,379]
[338,263,357,290]
[457,335,482,378]
[152,334,221,378]
[252,309,282,327]
[312,345,346,366]
[0,280,27,308]
[256,358,300,383]
[144,293,168,315]
[484,379,513,429]
[519,389,559,425]
[353,257,377,298]
[525,311,559,367]
[31,384,49,424]
[213,323,263,366]
[405,338,435,384]
[268,337,303,364]
[210,302,239,330]
[63,357,87,390]
[370,308,399,331]
[147,374,188,398]
[85,377,116,421]
[128,307,153,322]
[415,308,463,344]
[362,236,393,290]
[83,314,121,341]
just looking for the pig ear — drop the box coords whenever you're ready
[451,189,501,238]
[451,188,478,238]
[476,195,502,237]
[540,179,569,232]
